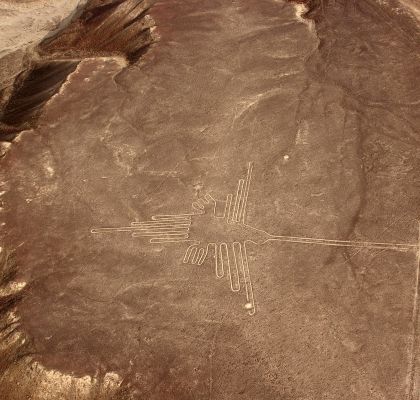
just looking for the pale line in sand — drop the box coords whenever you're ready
[241,241,256,315]
[241,162,253,224]
[221,242,240,292]
[90,161,419,317]
[183,244,196,263]
[217,193,231,220]
[231,242,242,292]
[264,234,417,251]
[226,193,234,223]
[231,179,244,223]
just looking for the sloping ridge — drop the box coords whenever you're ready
[0,0,157,141]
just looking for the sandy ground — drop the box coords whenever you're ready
[0,0,416,60]
[0,0,84,58]
[0,0,419,399]
[399,0,420,20]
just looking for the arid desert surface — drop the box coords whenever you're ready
[0,0,420,399]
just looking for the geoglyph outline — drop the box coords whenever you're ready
[91,162,420,318]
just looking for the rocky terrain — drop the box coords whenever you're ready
[0,0,419,399]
